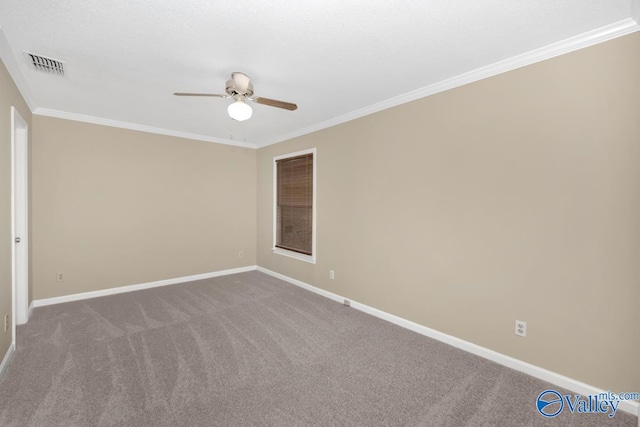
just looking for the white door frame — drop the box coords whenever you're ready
[11,106,29,342]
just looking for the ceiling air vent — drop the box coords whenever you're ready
[25,52,65,76]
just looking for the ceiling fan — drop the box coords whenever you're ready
[174,72,297,121]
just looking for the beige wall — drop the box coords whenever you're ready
[257,32,640,393]
[31,116,256,299]
[0,59,32,360]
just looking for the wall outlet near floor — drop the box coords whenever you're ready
[238,250,244,258]
[329,270,335,280]
[56,272,64,282]
[515,320,527,337]
[343,299,351,307]
[4,314,9,332]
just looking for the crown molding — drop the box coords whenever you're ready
[0,27,36,111]
[33,107,258,149]
[6,17,639,150]
[255,18,640,148]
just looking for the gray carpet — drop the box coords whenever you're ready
[0,271,635,426]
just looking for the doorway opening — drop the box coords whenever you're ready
[11,106,29,348]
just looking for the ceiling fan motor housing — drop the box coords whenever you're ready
[226,79,254,97]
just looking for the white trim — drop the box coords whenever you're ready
[272,248,316,264]
[11,107,29,327]
[272,148,317,264]
[33,108,257,149]
[255,18,640,148]
[0,342,15,381]
[28,301,34,319]
[256,266,640,418]
[257,267,343,303]
[633,0,640,25]
[10,108,16,350]
[32,266,257,308]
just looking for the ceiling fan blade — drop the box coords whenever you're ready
[173,92,228,97]
[254,97,298,111]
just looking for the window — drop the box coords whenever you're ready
[273,148,316,263]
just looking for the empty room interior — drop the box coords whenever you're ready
[1,1,639,426]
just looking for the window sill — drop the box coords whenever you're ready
[273,247,316,264]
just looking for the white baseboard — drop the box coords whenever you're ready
[256,266,640,418]
[0,342,15,381]
[32,265,258,308]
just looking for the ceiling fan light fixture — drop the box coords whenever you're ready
[227,99,252,121]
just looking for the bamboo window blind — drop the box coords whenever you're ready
[276,153,313,255]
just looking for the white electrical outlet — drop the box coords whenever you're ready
[4,314,9,332]
[56,272,64,282]
[515,320,527,337]
[329,270,335,280]
[238,250,244,258]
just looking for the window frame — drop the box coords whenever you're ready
[272,148,316,264]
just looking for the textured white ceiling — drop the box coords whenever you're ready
[0,0,637,147]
